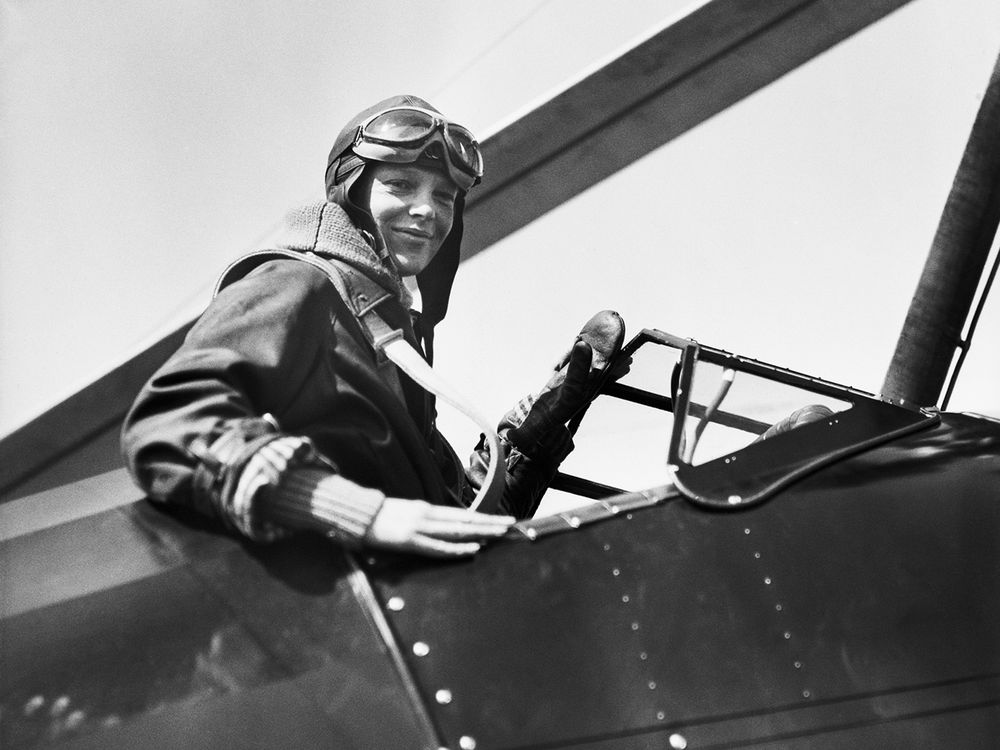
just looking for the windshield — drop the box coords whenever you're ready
[678,358,852,467]
[539,329,937,518]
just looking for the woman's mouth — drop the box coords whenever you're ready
[395,226,432,240]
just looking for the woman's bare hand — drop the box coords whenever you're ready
[364,498,515,558]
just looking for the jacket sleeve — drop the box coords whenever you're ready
[121,260,383,542]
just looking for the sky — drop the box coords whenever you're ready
[0,0,685,435]
[2,0,998,477]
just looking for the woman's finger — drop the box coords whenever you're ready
[419,519,510,540]
[424,505,515,526]
[411,534,482,558]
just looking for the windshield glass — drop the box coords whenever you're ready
[533,328,935,519]
[680,359,852,466]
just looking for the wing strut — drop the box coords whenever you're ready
[882,48,1000,408]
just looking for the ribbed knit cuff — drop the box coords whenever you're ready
[261,468,386,547]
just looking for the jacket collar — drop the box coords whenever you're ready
[276,201,409,304]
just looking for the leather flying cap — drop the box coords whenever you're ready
[323,95,480,344]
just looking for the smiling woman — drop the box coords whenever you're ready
[366,163,458,276]
[119,94,630,559]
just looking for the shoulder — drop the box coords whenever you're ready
[238,256,331,289]
[218,256,345,307]
[191,258,348,342]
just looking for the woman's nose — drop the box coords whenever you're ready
[409,192,435,218]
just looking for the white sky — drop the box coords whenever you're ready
[2,0,998,456]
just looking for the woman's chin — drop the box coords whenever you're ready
[392,250,434,277]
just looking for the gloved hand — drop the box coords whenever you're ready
[507,310,628,455]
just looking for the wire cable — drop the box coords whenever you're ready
[942,234,1000,410]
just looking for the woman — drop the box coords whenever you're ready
[122,95,625,558]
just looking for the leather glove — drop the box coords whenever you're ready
[507,310,628,455]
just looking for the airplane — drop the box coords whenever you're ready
[2,320,998,749]
[2,3,999,748]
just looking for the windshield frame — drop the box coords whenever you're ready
[549,328,940,513]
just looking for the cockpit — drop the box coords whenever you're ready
[518,329,939,538]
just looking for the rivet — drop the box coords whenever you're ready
[754,552,761,559]
[569,516,581,528]
[526,528,538,540]
[65,710,86,730]
[669,733,688,749]
[764,577,772,585]
[648,680,657,690]
[728,494,742,505]
[413,642,430,657]
[459,736,477,750]
[626,513,633,520]
[387,596,405,611]
[610,505,620,514]
[603,544,611,552]
[803,689,812,699]
[631,622,640,631]
[435,689,452,705]
[783,631,791,640]
[794,661,802,669]
[622,594,630,603]
[775,603,783,612]
[639,652,648,660]
[744,528,751,535]
[612,568,620,576]
[656,710,666,720]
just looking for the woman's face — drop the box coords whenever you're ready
[366,163,457,277]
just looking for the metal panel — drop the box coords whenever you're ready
[364,414,1000,749]
[3,415,999,748]
[0,498,437,749]
[551,689,1000,749]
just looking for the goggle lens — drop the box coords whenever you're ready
[358,107,483,185]
[365,109,437,144]
[443,125,484,175]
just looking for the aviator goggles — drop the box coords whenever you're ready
[353,106,484,191]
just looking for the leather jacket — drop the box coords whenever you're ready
[121,202,567,540]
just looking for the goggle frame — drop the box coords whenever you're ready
[353,106,484,191]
